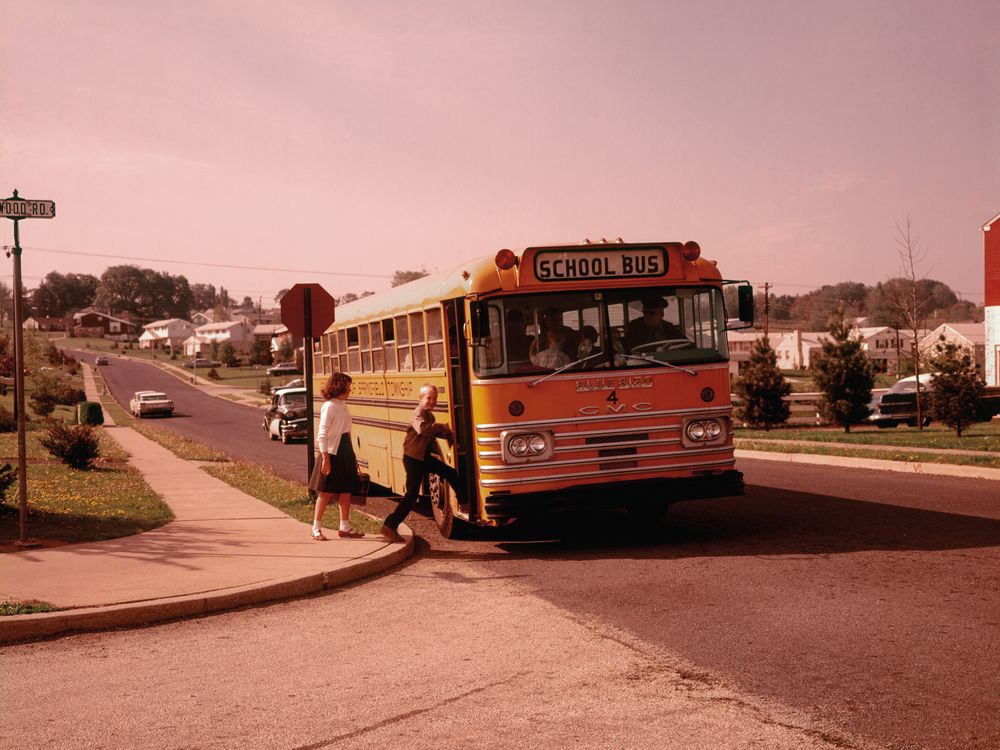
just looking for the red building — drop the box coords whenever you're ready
[983,210,1000,386]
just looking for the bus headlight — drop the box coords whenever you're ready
[500,430,554,463]
[684,418,725,444]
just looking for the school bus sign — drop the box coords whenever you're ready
[0,196,55,219]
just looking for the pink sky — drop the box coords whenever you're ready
[2,1,998,306]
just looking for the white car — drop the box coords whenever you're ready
[129,390,175,418]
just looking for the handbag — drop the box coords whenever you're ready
[351,472,370,506]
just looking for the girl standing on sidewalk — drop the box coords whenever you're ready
[308,373,364,540]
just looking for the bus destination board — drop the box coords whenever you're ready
[534,247,667,281]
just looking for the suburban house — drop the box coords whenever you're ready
[856,326,915,374]
[183,319,254,357]
[139,319,196,352]
[23,316,68,333]
[983,209,1000,386]
[772,330,828,370]
[71,309,138,340]
[920,323,986,373]
[190,309,216,327]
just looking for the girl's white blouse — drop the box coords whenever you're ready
[317,398,351,455]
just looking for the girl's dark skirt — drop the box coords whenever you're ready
[308,433,362,494]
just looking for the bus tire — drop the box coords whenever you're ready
[428,472,460,539]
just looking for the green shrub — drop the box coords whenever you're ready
[0,463,17,501]
[38,423,101,469]
[0,406,16,433]
[259,376,272,395]
[78,401,105,426]
[207,367,221,380]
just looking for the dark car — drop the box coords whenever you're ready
[183,357,222,369]
[867,373,935,428]
[262,387,309,444]
[267,362,302,376]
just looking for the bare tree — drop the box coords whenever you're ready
[884,216,932,428]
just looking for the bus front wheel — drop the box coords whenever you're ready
[428,473,461,539]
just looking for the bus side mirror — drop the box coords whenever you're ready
[470,301,491,342]
[726,283,754,330]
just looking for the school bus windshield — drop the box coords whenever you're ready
[474,286,729,376]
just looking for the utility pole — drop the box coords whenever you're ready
[763,282,771,340]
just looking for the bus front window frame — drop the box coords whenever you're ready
[472,287,729,378]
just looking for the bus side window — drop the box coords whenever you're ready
[395,315,410,371]
[360,323,372,373]
[337,329,348,374]
[347,327,361,372]
[409,311,427,370]
[382,318,396,371]
[426,307,445,370]
[371,318,384,371]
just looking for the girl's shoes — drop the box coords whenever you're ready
[311,531,329,541]
[338,528,365,539]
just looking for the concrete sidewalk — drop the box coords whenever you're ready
[0,364,413,644]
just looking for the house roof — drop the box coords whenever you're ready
[73,309,135,326]
[143,318,191,329]
[253,324,281,335]
[196,320,248,332]
[923,322,985,345]
[981,210,1000,231]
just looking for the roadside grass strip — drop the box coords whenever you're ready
[0,460,173,548]
[736,439,1000,469]
[201,462,382,534]
[737,422,1000,452]
[0,600,59,616]
[128,422,230,462]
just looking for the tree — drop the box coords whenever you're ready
[811,313,875,433]
[879,217,933,427]
[734,337,791,430]
[239,296,254,309]
[277,337,295,363]
[191,283,218,311]
[220,342,239,367]
[31,272,98,317]
[93,265,194,321]
[274,288,289,304]
[249,337,272,366]
[927,338,985,437]
[391,268,429,287]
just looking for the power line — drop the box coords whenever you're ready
[3,245,394,280]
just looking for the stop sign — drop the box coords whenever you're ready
[280,283,336,338]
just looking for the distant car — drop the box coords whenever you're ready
[270,378,304,394]
[867,373,936,428]
[129,390,175,418]
[94,356,109,366]
[183,358,221,369]
[262,387,308,443]
[267,362,302,376]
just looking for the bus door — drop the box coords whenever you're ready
[442,298,476,521]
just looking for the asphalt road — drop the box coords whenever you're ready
[70,353,1000,749]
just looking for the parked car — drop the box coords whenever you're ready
[270,378,304,394]
[267,362,302,376]
[867,373,936,428]
[262,387,308,443]
[94,356,109,366]
[129,390,175,418]
[183,358,222,369]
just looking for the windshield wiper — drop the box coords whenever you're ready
[617,353,697,376]
[529,351,608,388]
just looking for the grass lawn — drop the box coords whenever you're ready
[737,439,1000,469]
[736,421,1000,452]
[0,431,173,551]
[201,462,382,533]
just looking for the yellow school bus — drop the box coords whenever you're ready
[317,239,754,537]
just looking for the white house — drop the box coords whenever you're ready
[772,330,828,370]
[139,319,195,351]
[920,323,986,373]
[856,326,915,374]
[183,320,254,356]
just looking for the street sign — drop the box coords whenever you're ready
[280,283,336,338]
[1,197,55,219]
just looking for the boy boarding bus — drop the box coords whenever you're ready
[318,239,754,537]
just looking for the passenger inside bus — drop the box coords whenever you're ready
[530,327,573,370]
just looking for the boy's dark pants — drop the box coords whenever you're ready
[384,454,465,530]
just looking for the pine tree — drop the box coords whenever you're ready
[927,338,984,437]
[811,314,875,433]
[734,337,790,430]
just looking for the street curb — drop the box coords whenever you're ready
[0,528,414,645]
[736,449,1000,481]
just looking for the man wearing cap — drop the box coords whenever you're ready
[624,296,686,353]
